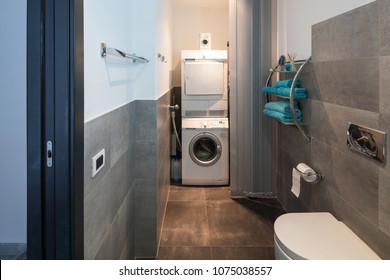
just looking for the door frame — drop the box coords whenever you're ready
[27,0,84,259]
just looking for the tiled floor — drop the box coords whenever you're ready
[157,185,286,260]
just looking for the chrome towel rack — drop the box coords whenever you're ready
[264,56,312,142]
[100,42,149,63]
[289,56,311,142]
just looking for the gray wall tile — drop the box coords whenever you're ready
[0,243,27,255]
[84,112,112,200]
[379,0,390,56]
[310,100,379,151]
[84,150,132,259]
[157,90,171,133]
[279,124,311,161]
[110,104,131,167]
[94,184,135,260]
[135,179,157,258]
[379,57,390,115]
[379,114,390,237]
[84,91,171,260]
[278,1,390,259]
[135,138,157,179]
[156,91,171,256]
[157,117,170,169]
[119,228,135,260]
[379,168,390,236]
[134,91,171,259]
[311,139,379,223]
[277,174,309,213]
[312,59,379,112]
[312,2,379,62]
[84,102,136,260]
[157,145,170,244]
[135,100,157,140]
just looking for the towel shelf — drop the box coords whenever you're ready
[263,56,312,142]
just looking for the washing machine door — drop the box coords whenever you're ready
[189,132,222,167]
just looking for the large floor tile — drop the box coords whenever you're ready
[204,187,231,201]
[159,201,210,247]
[168,186,205,201]
[158,186,285,260]
[206,200,274,247]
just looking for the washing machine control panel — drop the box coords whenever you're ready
[182,118,229,129]
[208,119,229,128]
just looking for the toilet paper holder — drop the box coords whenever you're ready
[295,165,324,184]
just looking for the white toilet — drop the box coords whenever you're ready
[274,212,381,260]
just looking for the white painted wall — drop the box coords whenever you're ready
[131,0,157,101]
[0,0,27,243]
[277,0,375,60]
[84,0,135,122]
[156,0,173,96]
[132,0,173,100]
[84,0,173,121]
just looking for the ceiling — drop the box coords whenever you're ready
[172,0,229,9]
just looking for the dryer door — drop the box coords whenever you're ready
[189,132,222,167]
[184,61,225,95]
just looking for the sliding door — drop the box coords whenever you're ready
[229,0,277,197]
[27,0,84,259]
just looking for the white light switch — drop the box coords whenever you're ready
[92,149,105,178]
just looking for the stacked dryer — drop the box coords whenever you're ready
[180,50,229,185]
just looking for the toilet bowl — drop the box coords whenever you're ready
[274,212,380,260]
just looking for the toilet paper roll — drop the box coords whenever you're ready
[291,163,318,197]
[296,163,317,183]
[291,168,301,197]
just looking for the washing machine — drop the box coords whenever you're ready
[182,118,229,185]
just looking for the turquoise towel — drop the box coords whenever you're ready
[262,86,307,99]
[274,79,300,88]
[263,108,302,124]
[262,86,278,94]
[276,87,307,99]
[264,101,300,115]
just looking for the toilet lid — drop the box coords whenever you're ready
[274,212,381,260]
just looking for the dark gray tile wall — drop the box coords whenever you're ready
[84,102,136,260]
[277,0,390,259]
[135,91,171,259]
[157,93,171,252]
[0,243,27,257]
[84,90,171,260]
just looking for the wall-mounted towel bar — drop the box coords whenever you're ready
[100,42,149,63]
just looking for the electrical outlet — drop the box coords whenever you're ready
[92,149,105,178]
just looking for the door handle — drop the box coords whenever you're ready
[47,141,53,167]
